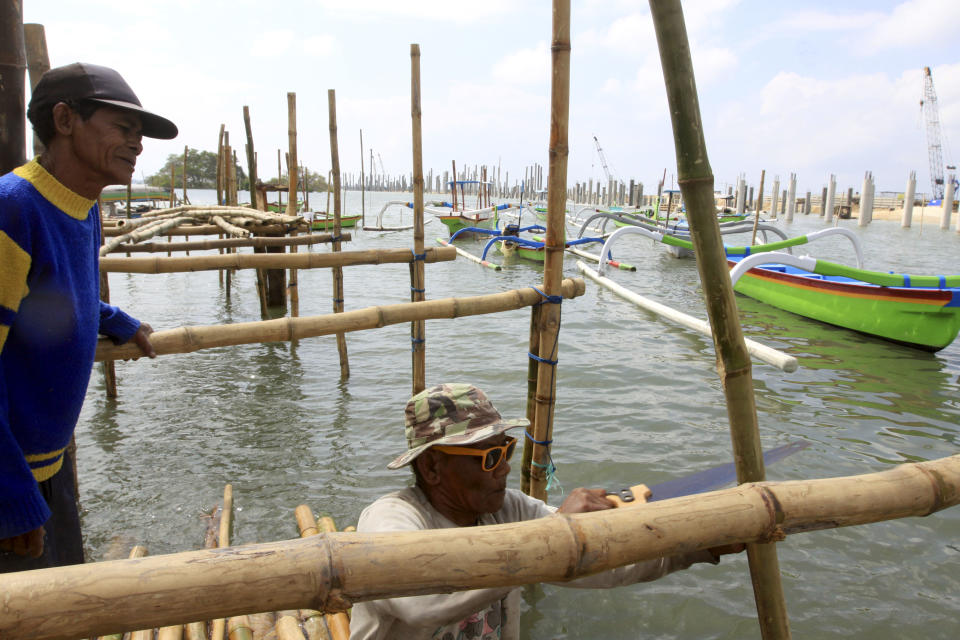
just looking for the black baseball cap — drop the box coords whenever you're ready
[28,62,178,139]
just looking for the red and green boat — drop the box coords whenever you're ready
[728,252,960,351]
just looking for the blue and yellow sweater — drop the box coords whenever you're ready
[1,159,141,539]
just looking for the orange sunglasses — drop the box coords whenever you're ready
[432,436,517,472]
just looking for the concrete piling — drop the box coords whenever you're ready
[785,173,797,222]
[941,173,955,230]
[902,170,916,228]
[824,174,836,223]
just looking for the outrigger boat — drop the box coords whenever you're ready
[597,226,960,351]
[431,179,522,237]
[307,211,361,231]
[448,223,605,265]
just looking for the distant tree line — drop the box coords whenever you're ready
[146,148,328,192]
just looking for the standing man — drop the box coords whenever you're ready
[0,63,177,571]
[350,383,742,639]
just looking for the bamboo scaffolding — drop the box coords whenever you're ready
[4,455,958,640]
[103,223,306,239]
[101,244,455,274]
[327,89,350,379]
[94,279,586,362]
[287,93,300,317]
[519,302,542,494]
[527,0,571,501]
[648,2,790,637]
[106,233,349,254]
[409,43,426,395]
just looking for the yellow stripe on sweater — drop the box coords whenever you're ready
[26,447,67,483]
[0,230,31,313]
[13,158,95,220]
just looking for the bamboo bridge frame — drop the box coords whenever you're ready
[3,4,959,640]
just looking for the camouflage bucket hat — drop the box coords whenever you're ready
[387,383,529,470]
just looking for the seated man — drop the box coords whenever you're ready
[350,383,742,640]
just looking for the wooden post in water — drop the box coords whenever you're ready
[750,170,765,245]
[327,89,350,380]
[23,23,50,158]
[286,93,300,318]
[169,164,175,208]
[242,106,269,318]
[216,125,226,206]
[526,0,570,501]
[409,44,427,395]
[97,199,118,398]
[647,1,791,637]
[451,160,458,211]
[359,129,366,228]
[182,146,189,205]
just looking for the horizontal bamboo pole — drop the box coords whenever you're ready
[106,233,351,254]
[95,278,587,361]
[2,455,957,640]
[103,224,308,238]
[100,246,456,274]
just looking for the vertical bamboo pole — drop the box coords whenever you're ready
[750,169,765,245]
[359,129,366,227]
[243,108,268,319]
[527,0,570,501]
[409,44,427,395]
[520,303,542,495]
[328,89,350,379]
[286,93,300,318]
[293,506,334,640]
[0,0,26,175]
[216,125,226,206]
[23,22,50,158]
[451,160,458,211]
[97,199,119,399]
[648,2,790,638]
[209,484,233,640]
[182,145,189,205]
[169,164,176,207]
[316,516,351,640]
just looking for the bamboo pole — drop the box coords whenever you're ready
[210,484,234,640]
[217,125,226,206]
[23,23,50,158]
[520,302,542,494]
[315,517,350,640]
[1,1,27,175]
[648,2,790,637]
[327,89,350,379]
[183,145,189,205]
[287,93,300,318]
[359,129,365,227]
[106,233,346,254]
[226,616,253,640]
[751,169,765,245]
[4,455,959,640]
[527,0,571,501]
[294,506,334,640]
[97,199,118,398]
[95,279,586,362]
[243,107,259,212]
[410,43,427,395]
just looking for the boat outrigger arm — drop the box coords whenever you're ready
[597,226,865,276]
[729,252,960,290]
[362,200,426,232]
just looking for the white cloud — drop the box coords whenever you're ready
[302,34,337,58]
[250,30,295,58]
[314,0,524,24]
[491,43,550,86]
[859,0,960,52]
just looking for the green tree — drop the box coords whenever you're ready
[146,148,246,189]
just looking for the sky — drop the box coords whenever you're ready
[20,0,960,196]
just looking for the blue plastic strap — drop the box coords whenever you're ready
[529,352,558,366]
[331,235,342,242]
[411,250,427,261]
[524,431,552,446]
[411,286,425,293]
[333,298,344,303]
[530,459,561,492]
[939,275,946,288]
[532,286,562,306]
[903,274,911,287]
[743,246,752,256]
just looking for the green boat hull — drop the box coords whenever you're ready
[732,263,960,351]
[310,215,360,230]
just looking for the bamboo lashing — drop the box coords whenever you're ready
[4,455,958,640]
[527,0,571,501]
[95,279,586,362]
[519,301,541,494]
[327,89,350,379]
[648,1,790,636]
[286,92,300,317]
[409,43,426,395]
[106,233,349,254]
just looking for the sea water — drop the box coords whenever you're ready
[78,189,959,639]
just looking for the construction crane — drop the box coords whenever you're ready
[921,66,951,201]
[593,135,615,184]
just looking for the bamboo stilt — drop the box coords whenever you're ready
[409,43,426,394]
[243,107,259,210]
[327,89,350,379]
[97,199,118,398]
[648,1,790,637]
[5,455,959,640]
[286,93,300,318]
[315,517,350,640]
[210,484,234,640]
[216,125,226,206]
[520,302,542,495]
[528,0,571,501]
[95,279,587,362]
[183,145,189,205]
[23,23,50,158]
[359,129,365,227]
[293,506,334,640]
